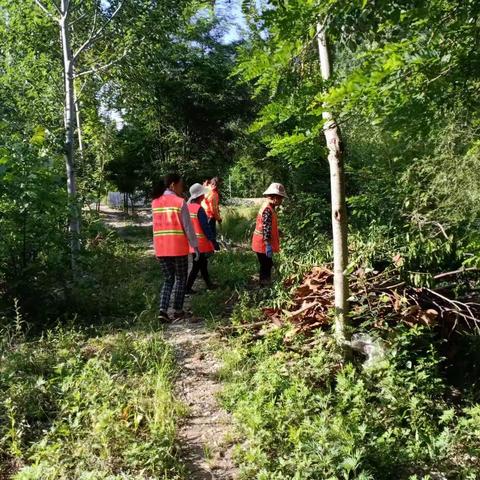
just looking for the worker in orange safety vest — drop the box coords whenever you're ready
[251,183,287,285]
[185,183,218,294]
[152,173,200,321]
[201,176,222,245]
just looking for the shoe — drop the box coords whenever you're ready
[158,310,170,322]
[172,310,190,321]
[186,289,197,295]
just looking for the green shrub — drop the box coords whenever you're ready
[0,326,183,479]
[220,301,480,479]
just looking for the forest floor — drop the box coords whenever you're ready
[100,205,239,480]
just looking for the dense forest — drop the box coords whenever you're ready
[1,0,479,479]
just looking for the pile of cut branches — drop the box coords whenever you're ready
[257,266,480,338]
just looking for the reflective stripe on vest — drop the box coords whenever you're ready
[188,203,214,253]
[251,203,280,254]
[152,194,189,257]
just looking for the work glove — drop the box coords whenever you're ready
[193,247,200,262]
[265,244,273,259]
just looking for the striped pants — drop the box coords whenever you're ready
[157,256,189,311]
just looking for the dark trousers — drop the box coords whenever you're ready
[186,253,212,290]
[208,217,217,240]
[257,253,273,282]
[157,256,188,311]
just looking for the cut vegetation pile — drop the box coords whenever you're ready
[257,266,480,339]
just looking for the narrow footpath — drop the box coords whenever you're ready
[101,206,238,479]
[165,319,238,479]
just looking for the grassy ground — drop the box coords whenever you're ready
[198,207,480,479]
[5,205,478,480]
[219,206,258,246]
[0,216,186,479]
[218,311,480,479]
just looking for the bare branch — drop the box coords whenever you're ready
[433,267,479,280]
[34,0,59,21]
[69,11,88,27]
[74,48,128,78]
[75,79,88,100]
[51,0,62,15]
[89,8,98,41]
[423,220,449,240]
[73,2,123,60]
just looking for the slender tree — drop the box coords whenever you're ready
[316,22,349,342]
[33,0,123,259]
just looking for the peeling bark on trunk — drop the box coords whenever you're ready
[316,23,349,343]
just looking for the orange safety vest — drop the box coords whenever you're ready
[202,188,221,221]
[251,203,280,254]
[152,194,189,257]
[188,203,214,253]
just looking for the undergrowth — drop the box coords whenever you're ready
[0,326,183,479]
[219,295,480,479]
[213,206,480,479]
[220,206,258,245]
[0,217,185,479]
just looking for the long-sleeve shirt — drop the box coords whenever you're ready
[164,189,198,249]
[262,206,273,243]
[197,206,216,242]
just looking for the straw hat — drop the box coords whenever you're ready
[189,183,209,201]
[263,182,287,198]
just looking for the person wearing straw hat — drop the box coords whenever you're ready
[186,183,218,294]
[251,182,287,285]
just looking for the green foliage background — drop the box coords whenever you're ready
[1,0,480,478]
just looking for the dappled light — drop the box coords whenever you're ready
[1,0,479,478]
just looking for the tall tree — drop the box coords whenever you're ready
[106,8,255,190]
[316,22,349,342]
[33,0,123,258]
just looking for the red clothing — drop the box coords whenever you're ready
[252,203,280,254]
[202,187,221,221]
[152,194,190,256]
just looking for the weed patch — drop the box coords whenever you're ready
[219,291,480,479]
[0,327,184,479]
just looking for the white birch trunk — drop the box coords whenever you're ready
[60,0,81,255]
[74,83,84,161]
[316,23,349,342]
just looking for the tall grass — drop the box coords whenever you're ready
[0,227,185,478]
[219,206,258,245]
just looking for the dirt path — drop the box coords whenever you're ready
[165,319,238,479]
[99,206,238,479]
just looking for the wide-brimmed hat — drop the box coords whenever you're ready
[189,183,209,201]
[263,182,287,198]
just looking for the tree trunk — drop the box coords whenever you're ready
[74,83,84,161]
[316,23,349,343]
[60,1,81,257]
